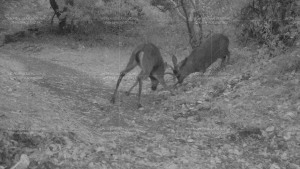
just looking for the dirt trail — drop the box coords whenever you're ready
[1,46,176,142]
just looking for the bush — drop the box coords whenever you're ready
[235,0,300,56]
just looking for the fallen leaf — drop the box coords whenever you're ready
[165,162,178,169]
[266,126,275,132]
[283,131,292,140]
[72,147,79,160]
[96,146,105,152]
[270,163,280,169]
[45,147,55,156]
[281,152,288,160]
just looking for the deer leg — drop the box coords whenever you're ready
[110,73,125,104]
[136,72,148,108]
[125,78,138,96]
[220,57,226,68]
[149,75,159,91]
[155,75,167,89]
[226,51,231,64]
[221,51,230,69]
[126,68,148,96]
[137,76,143,108]
[111,61,137,104]
[154,74,174,95]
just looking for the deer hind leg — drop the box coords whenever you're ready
[220,56,226,68]
[219,53,230,72]
[220,50,231,68]
[219,49,229,68]
[111,60,138,104]
[226,51,231,64]
[126,62,150,96]
[136,70,150,108]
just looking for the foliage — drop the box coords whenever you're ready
[235,0,300,56]
[69,0,145,34]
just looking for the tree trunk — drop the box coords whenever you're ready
[49,0,71,34]
[179,0,203,49]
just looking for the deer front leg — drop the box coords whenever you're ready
[111,73,125,104]
[111,62,137,104]
[125,79,138,96]
[137,76,143,108]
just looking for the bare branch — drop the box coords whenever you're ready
[51,13,56,24]
[168,0,187,20]
[154,5,167,12]
[188,0,196,8]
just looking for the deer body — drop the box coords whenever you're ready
[110,43,169,108]
[172,34,230,84]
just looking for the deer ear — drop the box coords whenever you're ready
[172,55,178,66]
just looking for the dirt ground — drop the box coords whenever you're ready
[1,32,300,169]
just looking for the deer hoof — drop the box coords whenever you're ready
[110,98,115,104]
[137,104,143,109]
[170,91,175,96]
[125,91,130,96]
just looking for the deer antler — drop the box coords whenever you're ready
[167,64,174,70]
[173,81,179,87]
[164,72,176,81]
[164,72,175,76]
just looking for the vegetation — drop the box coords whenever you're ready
[235,0,300,56]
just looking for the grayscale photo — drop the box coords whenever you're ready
[0,0,300,168]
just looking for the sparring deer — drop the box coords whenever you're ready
[110,43,171,108]
[171,34,230,84]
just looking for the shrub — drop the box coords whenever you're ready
[235,0,300,56]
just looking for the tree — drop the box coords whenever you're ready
[50,0,74,33]
[151,0,231,49]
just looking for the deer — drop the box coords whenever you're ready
[170,34,230,85]
[110,43,172,108]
